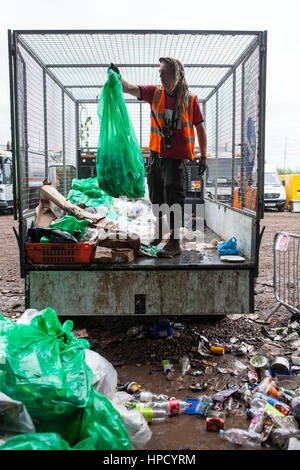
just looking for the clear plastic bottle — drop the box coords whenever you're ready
[270,428,300,449]
[137,398,191,415]
[136,408,168,423]
[195,395,213,416]
[219,428,262,447]
[133,390,168,403]
[253,392,291,415]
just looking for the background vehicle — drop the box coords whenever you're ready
[253,164,286,211]
[0,148,13,211]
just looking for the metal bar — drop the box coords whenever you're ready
[19,53,29,212]
[240,63,245,209]
[62,90,66,196]
[12,31,25,278]
[43,69,48,179]
[205,37,259,102]
[14,29,262,35]
[7,30,18,220]
[231,70,236,206]
[16,35,76,103]
[256,31,267,220]
[214,90,218,200]
[46,63,233,69]
[65,84,217,89]
[139,101,142,147]
[75,101,80,178]
[78,99,140,104]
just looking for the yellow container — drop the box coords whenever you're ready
[280,174,300,210]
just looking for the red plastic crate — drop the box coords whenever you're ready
[25,243,94,265]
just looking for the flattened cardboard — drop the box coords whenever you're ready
[40,181,105,225]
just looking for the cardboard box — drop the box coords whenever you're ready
[94,246,135,263]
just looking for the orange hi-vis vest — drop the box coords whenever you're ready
[234,187,257,211]
[150,87,196,160]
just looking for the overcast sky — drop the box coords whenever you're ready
[1,0,300,169]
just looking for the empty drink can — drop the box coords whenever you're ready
[206,417,225,432]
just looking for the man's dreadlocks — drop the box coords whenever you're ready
[159,57,189,121]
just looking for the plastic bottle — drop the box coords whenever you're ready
[253,392,291,415]
[136,408,168,423]
[162,359,174,380]
[248,408,268,433]
[133,391,168,403]
[270,428,300,449]
[219,428,262,447]
[139,398,192,415]
[256,377,279,398]
[195,395,213,416]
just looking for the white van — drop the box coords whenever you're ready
[263,163,286,211]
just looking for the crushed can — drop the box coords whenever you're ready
[206,417,224,432]
[210,346,225,355]
[248,369,259,385]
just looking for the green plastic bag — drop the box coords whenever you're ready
[0,432,73,450]
[96,69,145,198]
[67,177,113,208]
[0,308,131,450]
[40,215,89,242]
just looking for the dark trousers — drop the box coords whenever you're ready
[147,152,185,236]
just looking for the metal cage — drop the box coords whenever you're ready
[8,29,267,280]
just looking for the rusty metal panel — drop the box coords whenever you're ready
[28,269,250,315]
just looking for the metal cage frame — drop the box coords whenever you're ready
[8,29,267,277]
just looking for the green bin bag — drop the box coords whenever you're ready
[40,215,89,243]
[0,308,131,450]
[96,69,145,198]
[67,177,113,208]
[0,432,72,450]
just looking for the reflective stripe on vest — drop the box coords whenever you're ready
[149,87,196,160]
[234,188,257,210]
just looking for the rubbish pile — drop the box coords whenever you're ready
[104,316,300,450]
[0,307,153,451]
[25,177,216,267]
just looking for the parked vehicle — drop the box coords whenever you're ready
[0,151,13,211]
[253,164,286,212]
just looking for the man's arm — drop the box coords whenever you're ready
[195,122,207,157]
[121,79,141,99]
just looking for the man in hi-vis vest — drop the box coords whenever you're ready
[233,170,257,211]
[111,58,207,257]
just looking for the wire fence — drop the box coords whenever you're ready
[12,31,264,221]
[266,232,300,321]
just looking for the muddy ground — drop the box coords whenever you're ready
[0,209,299,450]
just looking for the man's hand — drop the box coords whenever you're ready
[109,63,121,77]
[199,156,207,176]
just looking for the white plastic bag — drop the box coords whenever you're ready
[84,349,117,400]
[16,309,42,325]
[0,392,36,434]
[111,392,152,450]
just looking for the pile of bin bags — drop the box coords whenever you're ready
[0,307,152,450]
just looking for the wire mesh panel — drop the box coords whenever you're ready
[12,30,265,224]
[205,43,260,213]
[17,44,45,212]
